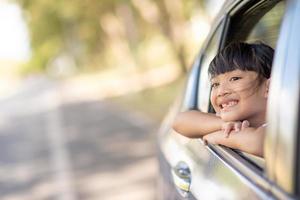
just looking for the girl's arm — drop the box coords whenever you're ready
[172,110,223,138]
[203,126,266,157]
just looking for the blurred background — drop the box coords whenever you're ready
[0,0,224,199]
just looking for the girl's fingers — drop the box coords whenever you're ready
[224,125,232,138]
[222,121,246,139]
[234,122,241,132]
[241,120,250,130]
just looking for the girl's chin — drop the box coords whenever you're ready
[220,113,242,122]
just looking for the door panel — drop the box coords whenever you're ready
[159,130,271,199]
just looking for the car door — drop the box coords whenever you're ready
[158,15,229,200]
[158,0,300,199]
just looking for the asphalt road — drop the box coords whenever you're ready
[0,77,158,200]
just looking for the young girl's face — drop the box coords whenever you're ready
[210,69,269,126]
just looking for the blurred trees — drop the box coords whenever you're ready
[14,0,212,75]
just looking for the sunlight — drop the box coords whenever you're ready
[0,1,31,62]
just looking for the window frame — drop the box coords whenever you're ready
[196,19,225,113]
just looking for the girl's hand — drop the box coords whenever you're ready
[222,120,250,138]
[203,126,265,157]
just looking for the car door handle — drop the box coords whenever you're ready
[171,161,192,198]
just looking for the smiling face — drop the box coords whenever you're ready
[210,69,269,127]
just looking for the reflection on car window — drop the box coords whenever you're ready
[198,25,223,112]
[247,1,286,47]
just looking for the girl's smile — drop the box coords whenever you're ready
[218,98,239,111]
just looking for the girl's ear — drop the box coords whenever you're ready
[264,78,271,98]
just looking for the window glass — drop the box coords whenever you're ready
[197,25,223,112]
[247,1,286,47]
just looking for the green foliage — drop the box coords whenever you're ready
[14,0,207,74]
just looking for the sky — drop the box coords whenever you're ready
[207,0,226,17]
[0,1,31,62]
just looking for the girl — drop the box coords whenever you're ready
[172,42,273,157]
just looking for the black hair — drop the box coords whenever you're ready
[208,41,274,85]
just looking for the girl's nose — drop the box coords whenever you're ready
[217,84,231,97]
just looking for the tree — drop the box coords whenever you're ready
[14,0,208,75]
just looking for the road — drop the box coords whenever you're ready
[0,77,158,200]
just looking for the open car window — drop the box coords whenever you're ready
[204,0,286,170]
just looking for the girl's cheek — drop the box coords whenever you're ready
[212,103,220,113]
[210,93,220,112]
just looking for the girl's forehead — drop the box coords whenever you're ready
[210,69,257,81]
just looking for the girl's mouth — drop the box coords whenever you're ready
[219,100,239,111]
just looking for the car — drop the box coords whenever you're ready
[157,0,300,199]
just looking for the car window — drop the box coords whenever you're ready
[183,22,224,161]
[246,1,286,48]
[207,0,287,170]
[197,24,223,112]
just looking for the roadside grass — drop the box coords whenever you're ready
[109,77,185,122]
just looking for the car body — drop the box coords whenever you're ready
[157,0,300,199]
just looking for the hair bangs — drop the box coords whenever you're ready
[208,42,273,81]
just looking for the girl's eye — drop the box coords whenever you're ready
[211,82,219,88]
[230,77,241,81]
